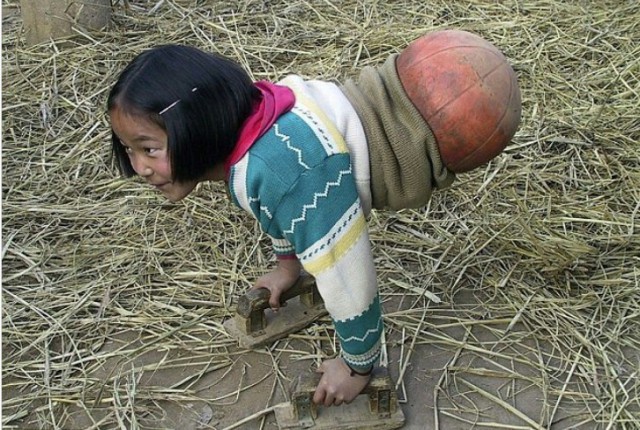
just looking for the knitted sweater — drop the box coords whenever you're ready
[227,76,381,371]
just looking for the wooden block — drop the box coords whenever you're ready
[224,275,328,349]
[224,296,327,349]
[275,367,405,430]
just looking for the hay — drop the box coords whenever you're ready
[2,0,639,429]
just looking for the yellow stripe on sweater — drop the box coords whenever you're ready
[302,214,367,274]
[283,79,349,154]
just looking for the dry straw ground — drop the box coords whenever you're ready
[2,1,639,429]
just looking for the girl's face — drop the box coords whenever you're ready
[110,107,198,202]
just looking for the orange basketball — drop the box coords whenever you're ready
[397,30,521,173]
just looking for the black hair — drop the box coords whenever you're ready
[107,44,260,182]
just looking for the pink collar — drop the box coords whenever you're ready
[224,81,295,177]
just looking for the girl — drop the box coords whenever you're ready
[108,35,520,407]
[108,44,384,406]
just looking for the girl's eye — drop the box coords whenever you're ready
[145,148,158,154]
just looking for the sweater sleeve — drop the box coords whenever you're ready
[270,153,382,372]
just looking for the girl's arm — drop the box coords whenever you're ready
[273,158,382,404]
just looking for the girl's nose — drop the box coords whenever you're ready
[139,167,153,177]
[131,155,152,177]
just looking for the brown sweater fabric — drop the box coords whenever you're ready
[341,54,455,210]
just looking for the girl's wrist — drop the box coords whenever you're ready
[277,256,302,275]
[344,360,373,377]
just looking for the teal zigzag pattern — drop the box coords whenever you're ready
[337,317,382,343]
[273,123,311,170]
[283,166,353,235]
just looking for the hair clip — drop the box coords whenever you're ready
[159,99,180,115]
[158,88,198,115]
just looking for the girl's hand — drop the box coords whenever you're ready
[253,258,302,310]
[312,358,371,407]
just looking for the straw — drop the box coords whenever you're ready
[2,0,639,428]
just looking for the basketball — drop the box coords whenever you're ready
[396,30,522,173]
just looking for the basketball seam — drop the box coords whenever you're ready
[426,59,509,121]
[452,73,516,171]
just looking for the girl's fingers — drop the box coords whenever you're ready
[269,290,281,310]
[323,392,335,407]
[312,385,326,405]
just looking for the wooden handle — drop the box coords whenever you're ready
[236,275,317,318]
